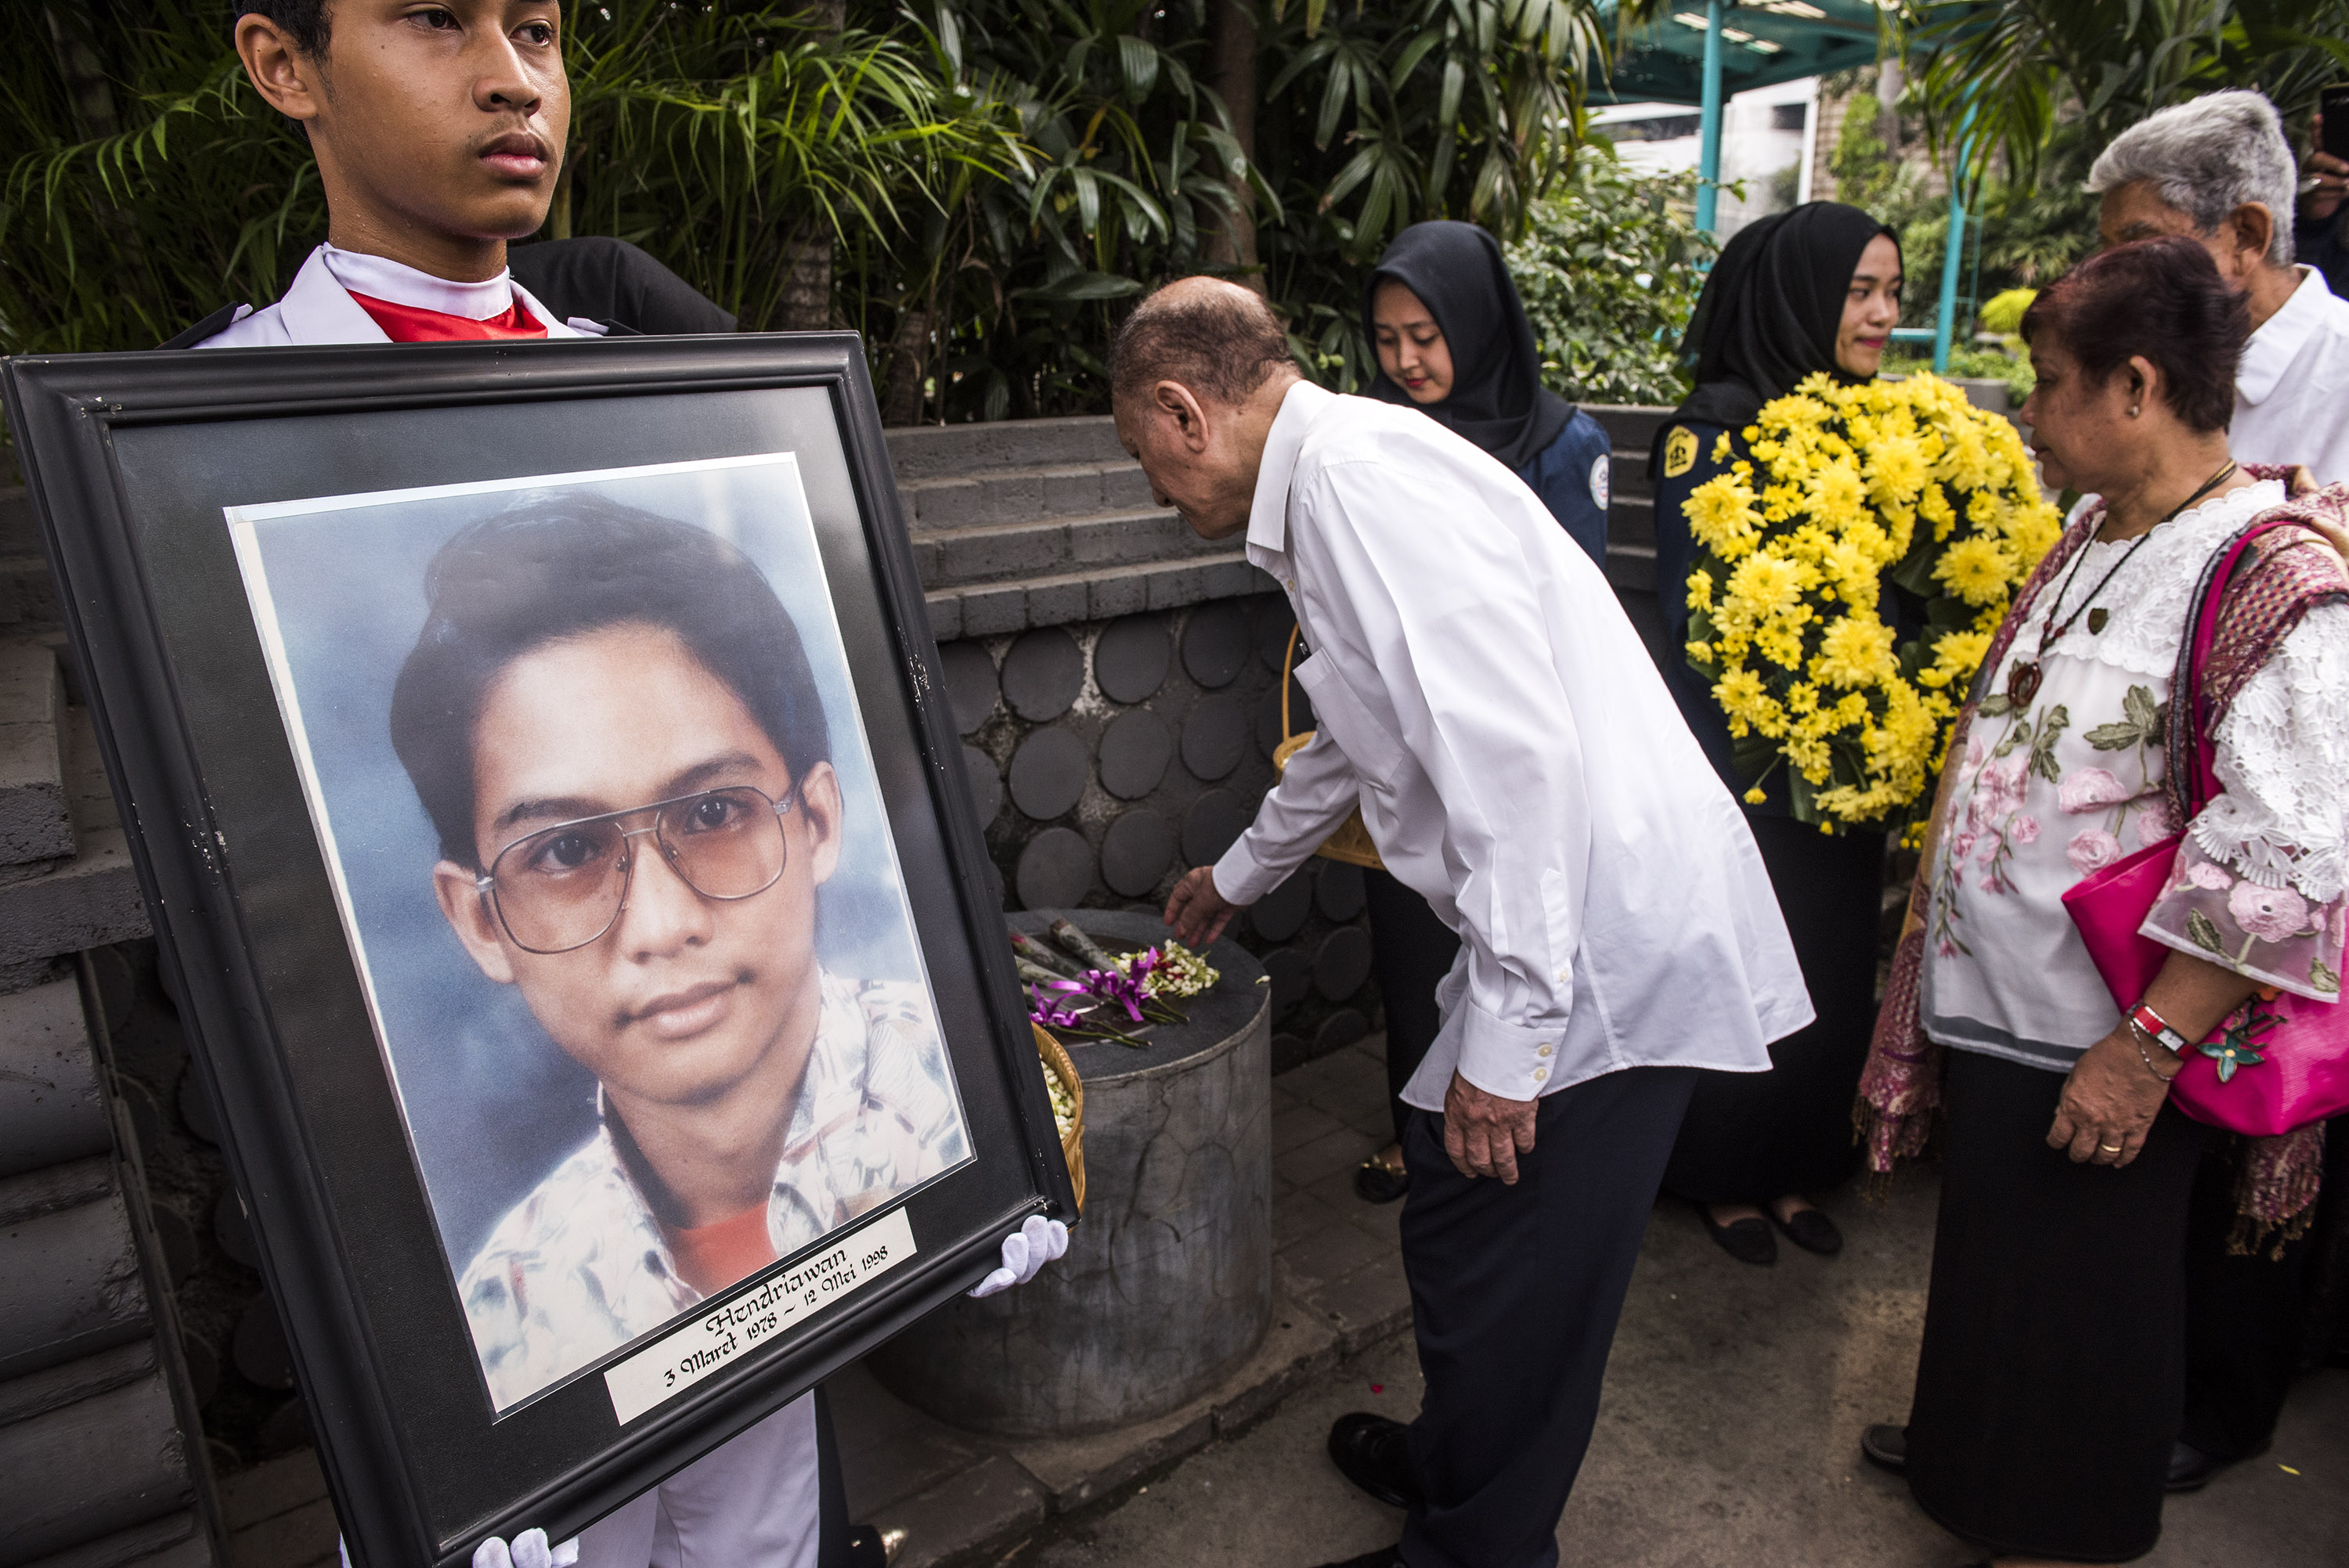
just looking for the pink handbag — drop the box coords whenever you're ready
[2061,518,2349,1137]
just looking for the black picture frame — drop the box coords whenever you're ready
[2,335,1074,1566]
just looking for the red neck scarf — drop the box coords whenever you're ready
[347,289,547,343]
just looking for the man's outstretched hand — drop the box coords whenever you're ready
[1442,1071,1539,1184]
[1164,865,1240,946]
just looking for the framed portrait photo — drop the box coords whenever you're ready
[2,335,1073,1566]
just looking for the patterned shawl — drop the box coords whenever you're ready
[1856,466,2349,1246]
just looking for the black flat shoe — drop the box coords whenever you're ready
[1701,1206,1777,1265]
[1773,1205,1843,1256]
[1327,1412,1420,1509]
[1354,1159,1409,1205]
[846,1525,886,1568]
[2166,1438,2257,1493]
[1860,1423,1907,1473]
[1310,1552,1405,1568]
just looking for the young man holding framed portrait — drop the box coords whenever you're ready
[166,6,1065,1566]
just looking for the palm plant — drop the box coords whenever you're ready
[1896,0,2349,190]
[2,2,321,355]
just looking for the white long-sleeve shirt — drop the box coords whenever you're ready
[2232,265,2349,484]
[1211,381,1810,1108]
[192,242,591,348]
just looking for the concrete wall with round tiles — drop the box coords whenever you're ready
[938,595,1380,1073]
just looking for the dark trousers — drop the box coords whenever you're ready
[1364,868,1462,1146]
[1397,1065,1698,1568]
[1907,1051,2206,1563]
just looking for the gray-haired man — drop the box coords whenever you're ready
[2091,88,2349,481]
[2093,88,2349,1491]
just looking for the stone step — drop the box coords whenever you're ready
[911,508,1221,593]
[0,979,107,1181]
[0,641,74,871]
[1609,492,1656,550]
[925,551,1276,643]
[1609,449,1653,502]
[884,416,1127,483]
[1586,403,1672,455]
[0,708,147,993]
[899,460,1155,531]
[1604,540,1658,596]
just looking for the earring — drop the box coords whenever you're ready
[2128,406,2140,417]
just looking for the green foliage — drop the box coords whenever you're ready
[562,2,1027,332]
[1504,151,1714,405]
[6,0,1614,421]
[1898,1,2349,192]
[1,3,319,355]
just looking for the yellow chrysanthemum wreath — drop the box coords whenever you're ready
[1682,371,2063,835]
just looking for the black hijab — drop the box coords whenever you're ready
[1362,221,1574,470]
[1669,201,1898,435]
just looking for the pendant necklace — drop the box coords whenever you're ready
[2001,460,2239,709]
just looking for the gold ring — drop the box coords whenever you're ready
[2098,1141,2123,1153]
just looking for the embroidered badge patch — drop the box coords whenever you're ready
[1589,452,1611,510]
[1663,426,1697,478]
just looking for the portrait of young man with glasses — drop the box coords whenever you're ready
[384,491,971,1411]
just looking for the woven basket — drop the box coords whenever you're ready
[1033,1022,1086,1213]
[1276,624,1384,869]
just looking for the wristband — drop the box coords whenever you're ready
[2125,1022,2181,1084]
[2129,1001,2192,1056]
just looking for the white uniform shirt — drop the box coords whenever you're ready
[192,242,590,348]
[1211,381,1811,1111]
[2232,265,2349,483]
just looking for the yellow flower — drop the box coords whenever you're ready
[1686,568,1716,612]
[1805,459,1867,522]
[1813,615,1898,688]
[1864,433,1929,510]
[1934,535,2013,607]
[1918,628,1992,690]
[1686,474,1761,559]
[1744,786,1767,805]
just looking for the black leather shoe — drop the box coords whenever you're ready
[1354,1159,1409,1205]
[2167,1439,2250,1493]
[1701,1206,1777,1265]
[1773,1205,1843,1256]
[846,1524,887,1568]
[1860,1423,1907,1473]
[1310,1551,1405,1568]
[1327,1412,1420,1509]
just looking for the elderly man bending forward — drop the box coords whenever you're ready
[1125,279,1812,1568]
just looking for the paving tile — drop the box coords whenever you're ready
[1306,1069,1391,1130]
[226,1497,338,1568]
[1277,1219,1389,1288]
[1272,1186,1344,1250]
[872,1454,1047,1568]
[1271,1101,1342,1156]
[1272,1125,1379,1190]
[1304,1260,1416,1355]
[219,1449,330,1532]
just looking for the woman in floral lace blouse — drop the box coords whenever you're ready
[1856,237,2349,1564]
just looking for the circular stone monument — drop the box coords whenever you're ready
[869,910,1271,1436]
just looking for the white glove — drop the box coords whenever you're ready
[967,1213,1068,1298]
[342,1534,577,1568]
[467,1530,577,1568]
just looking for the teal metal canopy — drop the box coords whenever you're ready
[1593,2,1889,106]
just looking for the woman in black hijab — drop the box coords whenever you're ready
[1364,220,1615,561]
[1345,221,1615,1206]
[1654,201,1905,1267]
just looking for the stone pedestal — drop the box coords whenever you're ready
[871,910,1271,1436]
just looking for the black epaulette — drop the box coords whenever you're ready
[158,303,246,350]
